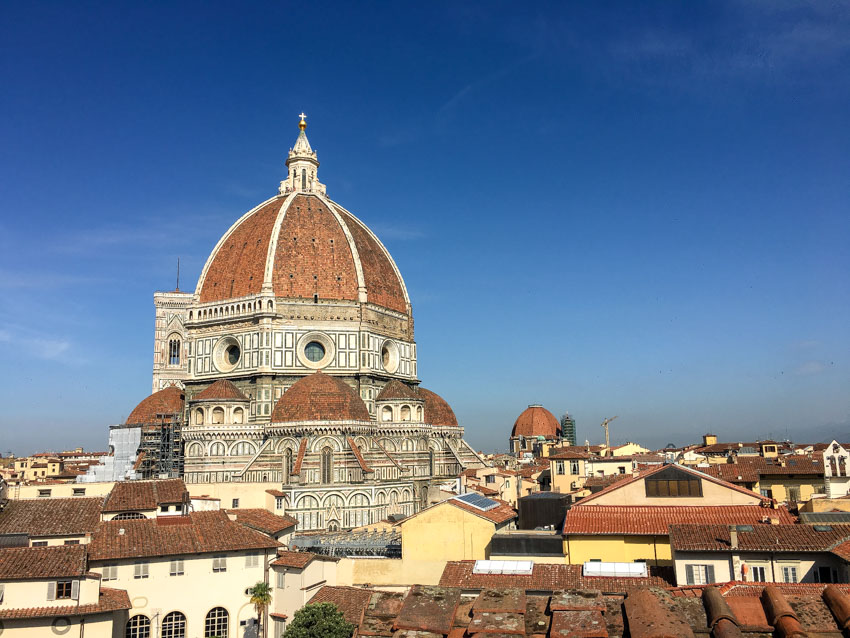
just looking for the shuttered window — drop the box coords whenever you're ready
[245,553,259,568]
[685,564,715,585]
[213,555,227,572]
[134,561,149,579]
[169,559,184,576]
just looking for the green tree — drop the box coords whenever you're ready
[282,602,354,638]
[248,581,273,638]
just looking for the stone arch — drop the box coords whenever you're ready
[312,435,343,452]
[187,442,203,457]
[276,437,299,453]
[194,408,204,425]
[209,441,226,456]
[211,406,225,424]
[400,438,415,452]
[381,405,393,422]
[379,438,397,452]
[347,491,370,506]
[228,440,257,456]
[400,405,411,421]
[232,407,244,424]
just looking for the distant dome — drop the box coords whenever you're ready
[511,405,561,439]
[126,386,185,425]
[195,379,247,401]
[417,387,458,427]
[271,372,370,423]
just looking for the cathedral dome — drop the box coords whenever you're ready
[511,404,561,439]
[270,371,371,423]
[195,119,410,317]
[126,386,185,425]
[194,379,247,401]
[417,387,458,427]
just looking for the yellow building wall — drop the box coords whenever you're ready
[336,558,447,588]
[550,459,585,494]
[400,503,496,562]
[186,481,281,510]
[13,482,115,499]
[760,478,822,503]
[565,535,671,565]
[799,497,850,513]
[2,613,122,638]
[587,475,761,507]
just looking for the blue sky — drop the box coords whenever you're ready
[1,1,848,455]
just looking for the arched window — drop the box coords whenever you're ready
[381,406,393,422]
[187,443,202,457]
[168,339,181,366]
[321,446,333,484]
[232,441,256,456]
[212,407,224,424]
[328,520,340,531]
[204,608,228,638]
[210,442,225,456]
[301,168,306,190]
[232,407,244,424]
[126,615,151,638]
[429,449,436,476]
[194,409,204,425]
[283,448,293,483]
[112,512,145,521]
[161,612,186,638]
[416,406,423,421]
[400,405,411,421]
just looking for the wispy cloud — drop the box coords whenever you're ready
[0,327,72,361]
[796,360,826,376]
[438,53,540,116]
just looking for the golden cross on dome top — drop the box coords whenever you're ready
[298,112,307,130]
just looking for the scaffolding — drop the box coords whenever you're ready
[138,412,184,479]
[291,529,402,558]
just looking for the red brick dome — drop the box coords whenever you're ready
[271,371,371,423]
[126,386,185,425]
[376,379,418,401]
[511,405,561,439]
[417,387,458,427]
[196,193,410,315]
[195,379,247,401]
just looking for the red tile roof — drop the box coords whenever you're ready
[307,585,373,625]
[0,544,87,579]
[225,509,297,535]
[376,379,418,401]
[292,438,308,476]
[563,505,795,535]
[346,437,373,473]
[831,539,850,561]
[416,387,458,427]
[0,497,103,537]
[0,587,131,620]
[447,498,517,525]
[394,585,461,635]
[701,462,761,484]
[195,379,248,401]
[271,372,371,423]
[511,405,561,439]
[126,386,184,424]
[102,478,187,512]
[439,561,675,592]
[670,523,850,552]
[88,510,279,560]
[271,551,318,569]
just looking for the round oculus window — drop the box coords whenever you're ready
[304,341,325,362]
[381,340,400,374]
[213,336,242,372]
[226,343,240,365]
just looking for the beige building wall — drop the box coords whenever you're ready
[1,613,121,638]
[400,503,500,563]
[12,482,114,499]
[673,551,847,585]
[1,575,100,609]
[271,559,338,622]
[186,482,281,510]
[585,477,762,507]
[336,557,447,588]
[89,549,274,638]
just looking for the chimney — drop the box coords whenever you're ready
[118,528,125,536]
[729,525,738,549]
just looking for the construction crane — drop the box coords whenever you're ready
[601,416,618,454]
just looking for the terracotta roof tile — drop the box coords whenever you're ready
[624,588,695,638]
[195,379,248,401]
[308,585,373,625]
[448,498,517,525]
[88,510,279,560]
[564,505,794,535]
[0,497,103,537]
[271,372,371,423]
[102,478,187,512]
[415,387,458,427]
[376,379,418,401]
[511,405,561,439]
[292,438,308,475]
[0,544,87,579]
[669,523,850,552]
[347,437,373,473]
[271,550,316,569]
[126,386,185,424]
[395,585,461,635]
[225,509,297,535]
[0,587,131,620]
[439,561,675,592]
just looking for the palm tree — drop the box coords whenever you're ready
[248,581,273,638]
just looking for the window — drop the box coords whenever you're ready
[169,559,184,576]
[276,571,286,589]
[32,541,47,547]
[275,496,284,510]
[161,611,186,638]
[205,607,229,638]
[554,461,565,475]
[160,505,169,513]
[760,488,772,498]
[73,488,85,496]
[63,540,79,545]
[212,407,225,424]
[284,448,293,483]
[134,561,149,579]
[787,487,800,502]
[685,564,715,586]
[645,466,702,498]
[126,615,151,638]
[231,498,239,508]
[304,341,325,362]
[102,565,118,581]
[168,339,181,366]
[245,553,259,568]
[213,555,227,573]
[570,460,580,474]
[781,565,798,583]
[816,566,834,583]
[381,405,393,422]
[321,446,333,484]
[38,489,51,497]
[485,474,496,484]
[113,512,145,520]
[210,442,225,456]
[749,565,767,582]
[618,466,627,474]
[56,580,73,599]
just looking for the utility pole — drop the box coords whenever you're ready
[601,416,618,454]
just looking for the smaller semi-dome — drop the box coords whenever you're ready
[376,379,418,401]
[511,404,561,439]
[195,379,247,402]
[126,386,185,425]
[271,371,370,423]
[417,387,458,427]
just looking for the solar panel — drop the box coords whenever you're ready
[454,493,498,511]
[583,561,648,578]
